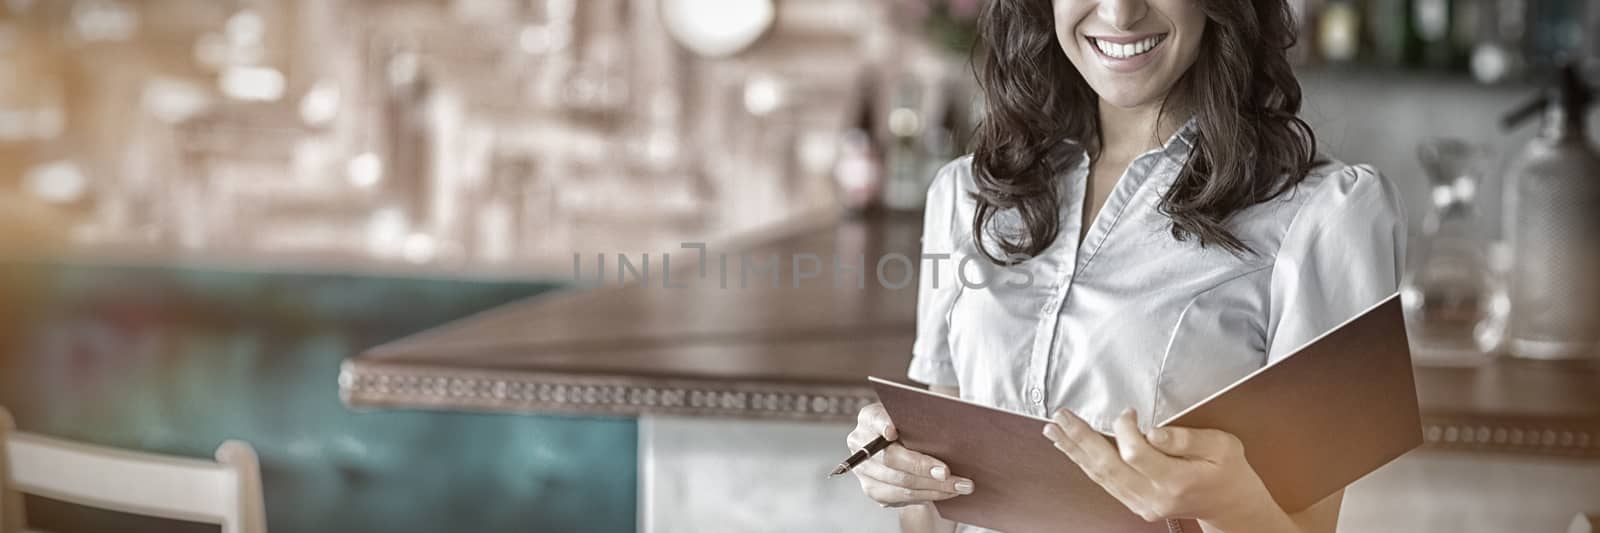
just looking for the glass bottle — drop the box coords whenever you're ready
[833,77,884,215]
[1411,0,1456,69]
[882,79,927,212]
[1468,0,1525,84]
[1318,0,1362,64]
[1400,138,1506,364]
[1502,65,1600,360]
[1523,0,1583,72]
[1361,0,1410,67]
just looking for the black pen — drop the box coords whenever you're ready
[828,435,894,478]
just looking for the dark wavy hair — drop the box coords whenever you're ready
[968,0,1317,263]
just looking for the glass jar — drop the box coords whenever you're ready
[1401,138,1507,365]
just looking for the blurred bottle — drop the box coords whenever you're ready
[1363,0,1411,67]
[564,0,630,115]
[883,80,924,211]
[1401,139,1505,364]
[1410,0,1458,69]
[1501,64,1600,360]
[0,1,77,242]
[1287,0,1319,66]
[0,7,66,147]
[1469,0,1526,84]
[833,77,884,215]
[1318,0,1362,64]
[373,41,434,240]
[1589,1,1600,64]
[1445,0,1482,70]
[1452,0,1479,69]
[1414,0,1472,70]
[1524,0,1584,72]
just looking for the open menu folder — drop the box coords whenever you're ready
[870,293,1421,533]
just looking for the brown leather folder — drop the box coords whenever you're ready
[870,293,1421,532]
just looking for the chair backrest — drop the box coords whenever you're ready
[1573,513,1599,533]
[0,407,266,533]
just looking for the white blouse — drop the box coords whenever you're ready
[907,121,1407,437]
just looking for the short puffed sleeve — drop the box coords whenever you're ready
[907,157,971,387]
[1265,164,1409,363]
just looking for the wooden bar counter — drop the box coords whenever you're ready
[339,212,1600,460]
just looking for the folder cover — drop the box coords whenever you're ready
[870,293,1421,532]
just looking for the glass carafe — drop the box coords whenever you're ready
[1400,138,1508,365]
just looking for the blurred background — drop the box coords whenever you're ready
[0,0,1588,269]
[0,0,1597,532]
[0,0,1593,268]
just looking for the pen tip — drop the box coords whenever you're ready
[827,464,848,478]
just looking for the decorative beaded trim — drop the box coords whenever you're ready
[1420,417,1599,458]
[338,361,877,422]
[339,362,1600,459]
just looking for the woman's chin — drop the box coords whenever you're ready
[1091,88,1166,110]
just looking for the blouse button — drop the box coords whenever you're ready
[1028,387,1043,403]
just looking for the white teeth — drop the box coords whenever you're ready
[1092,35,1164,59]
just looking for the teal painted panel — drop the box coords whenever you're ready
[0,263,637,533]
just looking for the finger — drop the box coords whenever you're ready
[846,426,869,450]
[860,476,964,506]
[1043,422,1087,468]
[847,422,890,450]
[1043,428,1160,522]
[1112,408,1178,479]
[856,403,899,441]
[879,444,951,481]
[1048,410,1154,494]
[854,460,971,494]
[846,424,893,449]
[1148,425,1240,462]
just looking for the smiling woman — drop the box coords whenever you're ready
[968,0,1315,263]
[844,0,1408,532]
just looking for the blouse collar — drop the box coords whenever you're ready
[1063,115,1200,160]
[1163,116,1200,158]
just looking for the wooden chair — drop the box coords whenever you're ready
[0,406,266,533]
[1573,513,1600,533]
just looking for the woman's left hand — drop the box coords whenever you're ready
[1042,408,1294,531]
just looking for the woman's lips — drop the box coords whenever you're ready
[1084,33,1168,73]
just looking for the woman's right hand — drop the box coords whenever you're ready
[847,402,975,507]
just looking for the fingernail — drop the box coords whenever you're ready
[930,465,948,480]
[954,480,974,494]
[1121,407,1135,418]
[1042,424,1059,441]
[1150,429,1169,445]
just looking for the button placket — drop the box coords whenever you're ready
[1027,270,1072,415]
[1028,157,1087,417]
[1024,273,1059,416]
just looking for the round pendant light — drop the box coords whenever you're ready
[660,0,776,58]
